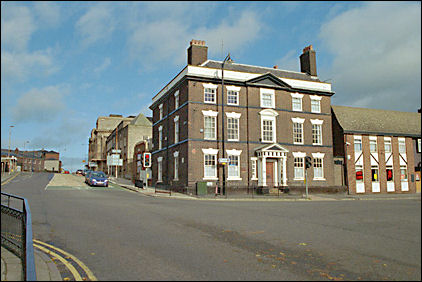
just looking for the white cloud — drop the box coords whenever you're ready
[1,48,59,81]
[33,1,61,26]
[75,5,115,47]
[127,9,263,68]
[320,2,421,111]
[1,5,36,51]
[94,57,111,74]
[11,85,68,123]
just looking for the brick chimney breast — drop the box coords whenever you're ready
[188,39,208,66]
[300,45,317,76]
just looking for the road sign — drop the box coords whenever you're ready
[218,158,230,164]
[107,154,123,166]
[112,149,121,154]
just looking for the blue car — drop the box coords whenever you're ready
[86,171,109,187]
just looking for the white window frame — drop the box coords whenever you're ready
[227,149,242,180]
[159,104,163,120]
[259,109,278,143]
[384,137,392,153]
[174,90,179,109]
[251,157,258,180]
[202,148,218,180]
[312,152,325,180]
[369,137,377,153]
[292,117,305,145]
[371,165,379,182]
[354,136,362,152]
[356,164,364,183]
[293,152,306,180]
[226,112,241,141]
[202,110,218,140]
[291,93,304,112]
[203,83,217,104]
[174,116,179,144]
[157,157,163,182]
[158,125,163,150]
[400,165,408,181]
[418,138,421,153]
[398,138,406,154]
[310,95,322,113]
[260,88,275,109]
[311,119,323,145]
[173,151,179,180]
[226,86,240,105]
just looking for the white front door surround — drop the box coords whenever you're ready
[256,144,288,187]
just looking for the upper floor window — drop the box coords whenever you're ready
[418,139,421,153]
[384,137,392,153]
[158,126,163,149]
[398,138,406,154]
[227,86,240,105]
[203,110,218,140]
[310,95,322,113]
[369,138,377,153]
[260,109,278,143]
[159,104,163,120]
[203,83,217,104]
[157,157,163,182]
[226,112,241,141]
[174,116,179,144]
[292,118,305,144]
[174,90,179,109]
[260,89,275,108]
[354,136,362,152]
[291,93,304,111]
[311,119,323,145]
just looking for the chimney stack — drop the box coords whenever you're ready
[187,39,208,66]
[300,45,317,76]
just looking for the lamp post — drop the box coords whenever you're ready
[221,53,231,196]
[8,125,15,173]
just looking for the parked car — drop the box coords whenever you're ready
[86,171,108,187]
[76,169,83,175]
[64,170,70,174]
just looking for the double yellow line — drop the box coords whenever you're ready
[1,171,21,185]
[33,239,97,281]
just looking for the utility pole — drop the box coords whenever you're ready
[221,53,231,196]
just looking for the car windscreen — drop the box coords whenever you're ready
[91,172,106,178]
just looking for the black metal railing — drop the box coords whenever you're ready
[1,192,36,281]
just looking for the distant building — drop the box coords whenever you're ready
[133,138,152,187]
[1,149,61,172]
[88,114,130,172]
[331,105,421,194]
[106,113,152,179]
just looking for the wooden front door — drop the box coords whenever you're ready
[266,162,274,187]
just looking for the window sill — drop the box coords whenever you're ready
[227,177,242,181]
[203,177,218,180]
[293,178,304,181]
[204,101,216,104]
[313,178,326,181]
[251,178,258,181]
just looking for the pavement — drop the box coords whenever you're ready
[1,174,420,281]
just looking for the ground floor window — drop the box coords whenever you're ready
[294,157,304,179]
[400,166,408,181]
[251,158,257,180]
[204,154,217,178]
[356,165,364,182]
[313,157,324,179]
[228,155,240,179]
[174,156,179,180]
[386,166,393,181]
[371,166,379,182]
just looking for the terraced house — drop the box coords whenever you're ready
[150,40,338,194]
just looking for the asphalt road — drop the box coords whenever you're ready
[2,172,421,281]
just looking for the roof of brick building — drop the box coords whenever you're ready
[332,105,421,137]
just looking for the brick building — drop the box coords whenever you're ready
[150,40,339,194]
[89,114,130,172]
[332,105,421,194]
[106,113,152,179]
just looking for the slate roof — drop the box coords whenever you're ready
[332,105,421,137]
[202,60,321,82]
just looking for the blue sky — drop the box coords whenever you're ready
[1,1,421,172]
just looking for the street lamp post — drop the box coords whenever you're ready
[221,53,231,196]
[8,125,15,173]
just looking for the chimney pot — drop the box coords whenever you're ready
[273,65,278,69]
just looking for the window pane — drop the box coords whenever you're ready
[371,167,379,182]
[313,158,323,178]
[400,167,407,181]
[311,100,320,112]
[370,140,377,153]
[294,157,304,179]
[292,97,302,111]
[204,116,216,139]
[384,140,392,153]
[386,168,393,181]
[356,166,363,182]
[227,90,238,104]
[399,140,406,153]
[312,124,322,145]
[228,155,239,178]
[262,120,273,142]
[354,139,362,152]
[261,93,273,107]
[293,123,303,143]
[204,88,215,103]
[227,118,239,140]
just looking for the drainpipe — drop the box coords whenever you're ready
[221,53,231,196]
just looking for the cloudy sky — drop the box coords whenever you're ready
[1,1,420,171]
